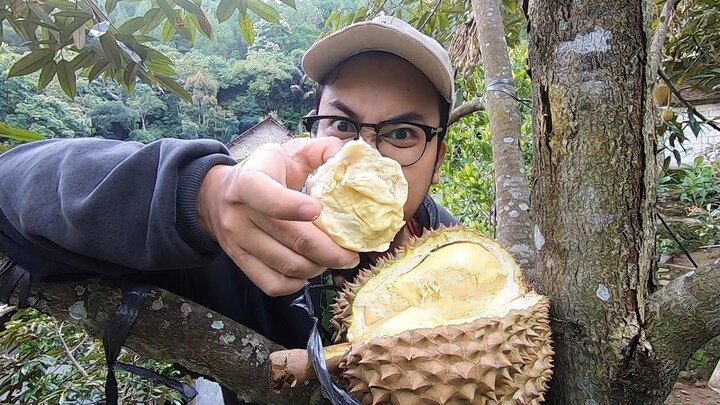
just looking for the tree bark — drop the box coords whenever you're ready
[22,277,323,405]
[527,0,661,403]
[471,0,537,280]
[623,263,720,404]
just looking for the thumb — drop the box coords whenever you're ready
[284,137,344,190]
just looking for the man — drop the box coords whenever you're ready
[0,15,457,399]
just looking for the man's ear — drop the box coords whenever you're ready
[432,141,447,185]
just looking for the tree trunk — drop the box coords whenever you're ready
[527,0,659,402]
[471,0,536,280]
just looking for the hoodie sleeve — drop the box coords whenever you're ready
[0,138,237,274]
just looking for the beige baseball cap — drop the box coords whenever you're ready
[302,16,455,106]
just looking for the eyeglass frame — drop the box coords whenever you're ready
[301,114,444,167]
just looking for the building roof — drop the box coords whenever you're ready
[225,115,293,148]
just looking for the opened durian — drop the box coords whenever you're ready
[270,227,554,405]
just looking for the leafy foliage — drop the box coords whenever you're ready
[0,0,297,100]
[0,308,188,404]
[657,154,720,254]
[678,158,720,207]
[654,0,720,166]
[663,0,720,91]
[5,95,91,138]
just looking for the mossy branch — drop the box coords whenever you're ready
[24,277,322,404]
[448,97,485,126]
[644,260,720,368]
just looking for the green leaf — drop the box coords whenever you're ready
[37,60,57,90]
[0,122,45,142]
[56,59,77,98]
[53,10,93,18]
[672,149,682,166]
[88,59,109,82]
[238,0,247,16]
[106,0,118,13]
[156,0,193,41]
[141,8,165,34]
[238,13,254,45]
[186,8,212,38]
[7,48,55,77]
[155,0,178,20]
[247,0,279,23]
[122,63,138,93]
[134,35,160,42]
[688,110,701,137]
[278,0,295,8]
[155,74,191,101]
[216,0,236,23]
[119,16,146,34]
[20,18,60,32]
[175,0,203,17]
[146,57,177,75]
[70,50,96,69]
[162,20,175,41]
[60,17,91,42]
[99,34,123,68]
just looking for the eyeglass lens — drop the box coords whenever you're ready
[309,118,429,166]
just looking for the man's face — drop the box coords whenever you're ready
[316,52,446,220]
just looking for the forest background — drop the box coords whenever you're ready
[0,0,719,402]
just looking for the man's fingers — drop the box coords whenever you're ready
[237,226,327,279]
[236,170,321,221]
[252,215,360,270]
[226,245,307,297]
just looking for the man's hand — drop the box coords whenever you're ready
[197,137,360,296]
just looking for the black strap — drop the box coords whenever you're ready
[103,285,198,404]
[291,282,360,405]
[0,261,30,307]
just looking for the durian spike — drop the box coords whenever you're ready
[268,343,348,390]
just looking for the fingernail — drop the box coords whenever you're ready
[299,203,320,220]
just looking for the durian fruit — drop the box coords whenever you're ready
[661,108,675,122]
[306,140,408,252]
[327,227,554,405]
[653,84,671,106]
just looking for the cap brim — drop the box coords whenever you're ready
[302,21,453,103]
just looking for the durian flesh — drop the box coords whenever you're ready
[348,241,542,344]
[330,227,554,405]
[306,140,408,252]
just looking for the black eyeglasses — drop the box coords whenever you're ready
[301,115,444,166]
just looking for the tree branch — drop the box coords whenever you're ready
[618,261,720,403]
[648,0,677,82]
[24,277,322,404]
[470,0,536,279]
[645,261,720,358]
[659,69,720,133]
[448,97,485,126]
[417,0,443,32]
[56,322,89,378]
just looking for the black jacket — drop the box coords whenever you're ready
[0,138,457,349]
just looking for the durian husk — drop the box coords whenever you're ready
[329,226,554,405]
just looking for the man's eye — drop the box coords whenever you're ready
[380,125,420,141]
[389,128,410,140]
[331,120,355,132]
